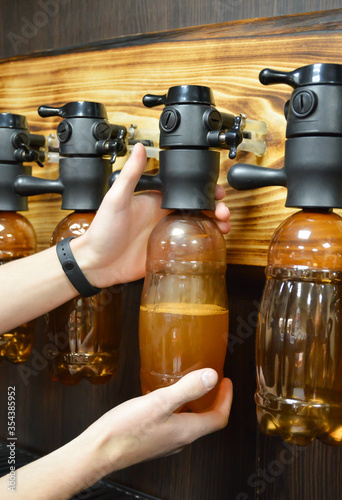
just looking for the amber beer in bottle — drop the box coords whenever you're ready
[257,210,342,445]
[48,211,122,385]
[0,212,37,363]
[139,211,229,411]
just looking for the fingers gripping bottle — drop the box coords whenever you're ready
[228,64,342,445]
[112,85,266,409]
[0,113,45,363]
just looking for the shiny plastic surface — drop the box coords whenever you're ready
[47,211,122,385]
[257,210,342,445]
[0,212,37,363]
[139,211,228,411]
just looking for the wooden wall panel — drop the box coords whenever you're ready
[1,9,342,500]
[1,10,342,264]
[2,0,342,59]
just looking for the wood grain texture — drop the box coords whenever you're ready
[2,0,342,59]
[1,9,342,263]
[256,432,342,500]
[1,10,342,500]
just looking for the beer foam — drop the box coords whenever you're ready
[140,302,228,316]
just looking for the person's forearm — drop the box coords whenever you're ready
[0,370,232,499]
[0,431,116,500]
[0,246,79,334]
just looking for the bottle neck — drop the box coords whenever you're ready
[170,209,203,217]
[302,208,333,214]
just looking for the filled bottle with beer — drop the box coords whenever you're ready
[30,101,128,384]
[140,210,228,411]
[0,112,44,363]
[113,84,267,410]
[0,212,37,363]
[256,209,342,445]
[228,63,342,444]
[48,210,122,385]
[111,85,266,406]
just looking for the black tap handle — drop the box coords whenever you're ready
[228,164,287,190]
[14,176,64,196]
[38,105,63,118]
[35,156,44,168]
[225,115,243,160]
[260,64,342,89]
[23,147,44,167]
[109,170,163,192]
[13,133,45,167]
[207,115,243,159]
[39,102,108,119]
[143,94,168,108]
[259,68,300,88]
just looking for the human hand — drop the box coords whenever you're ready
[1,369,232,500]
[84,368,233,475]
[72,143,231,287]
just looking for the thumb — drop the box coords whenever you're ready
[108,142,147,211]
[158,369,219,415]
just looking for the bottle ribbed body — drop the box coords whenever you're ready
[47,211,122,385]
[0,212,37,363]
[256,210,342,445]
[139,211,228,411]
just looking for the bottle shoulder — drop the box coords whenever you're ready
[268,210,342,270]
[0,212,37,260]
[147,211,226,264]
[52,211,96,244]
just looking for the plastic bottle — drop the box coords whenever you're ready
[256,209,342,445]
[228,63,342,445]
[47,211,122,385]
[139,210,229,411]
[0,212,37,363]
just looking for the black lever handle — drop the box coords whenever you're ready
[228,164,287,190]
[259,68,299,89]
[38,105,62,118]
[143,94,168,108]
[14,176,64,196]
[260,64,342,90]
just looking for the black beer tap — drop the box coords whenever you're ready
[228,64,342,209]
[0,112,46,211]
[111,85,266,210]
[15,101,128,210]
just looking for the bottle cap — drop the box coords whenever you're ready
[0,113,28,129]
[143,85,215,107]
[260,63,342,88]
[38,101,108,119]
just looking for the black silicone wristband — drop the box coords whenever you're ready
[56,236,101,298]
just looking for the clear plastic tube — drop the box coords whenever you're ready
[241,117,268,135]
[238,138,267,157]
[47,152,60,163]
